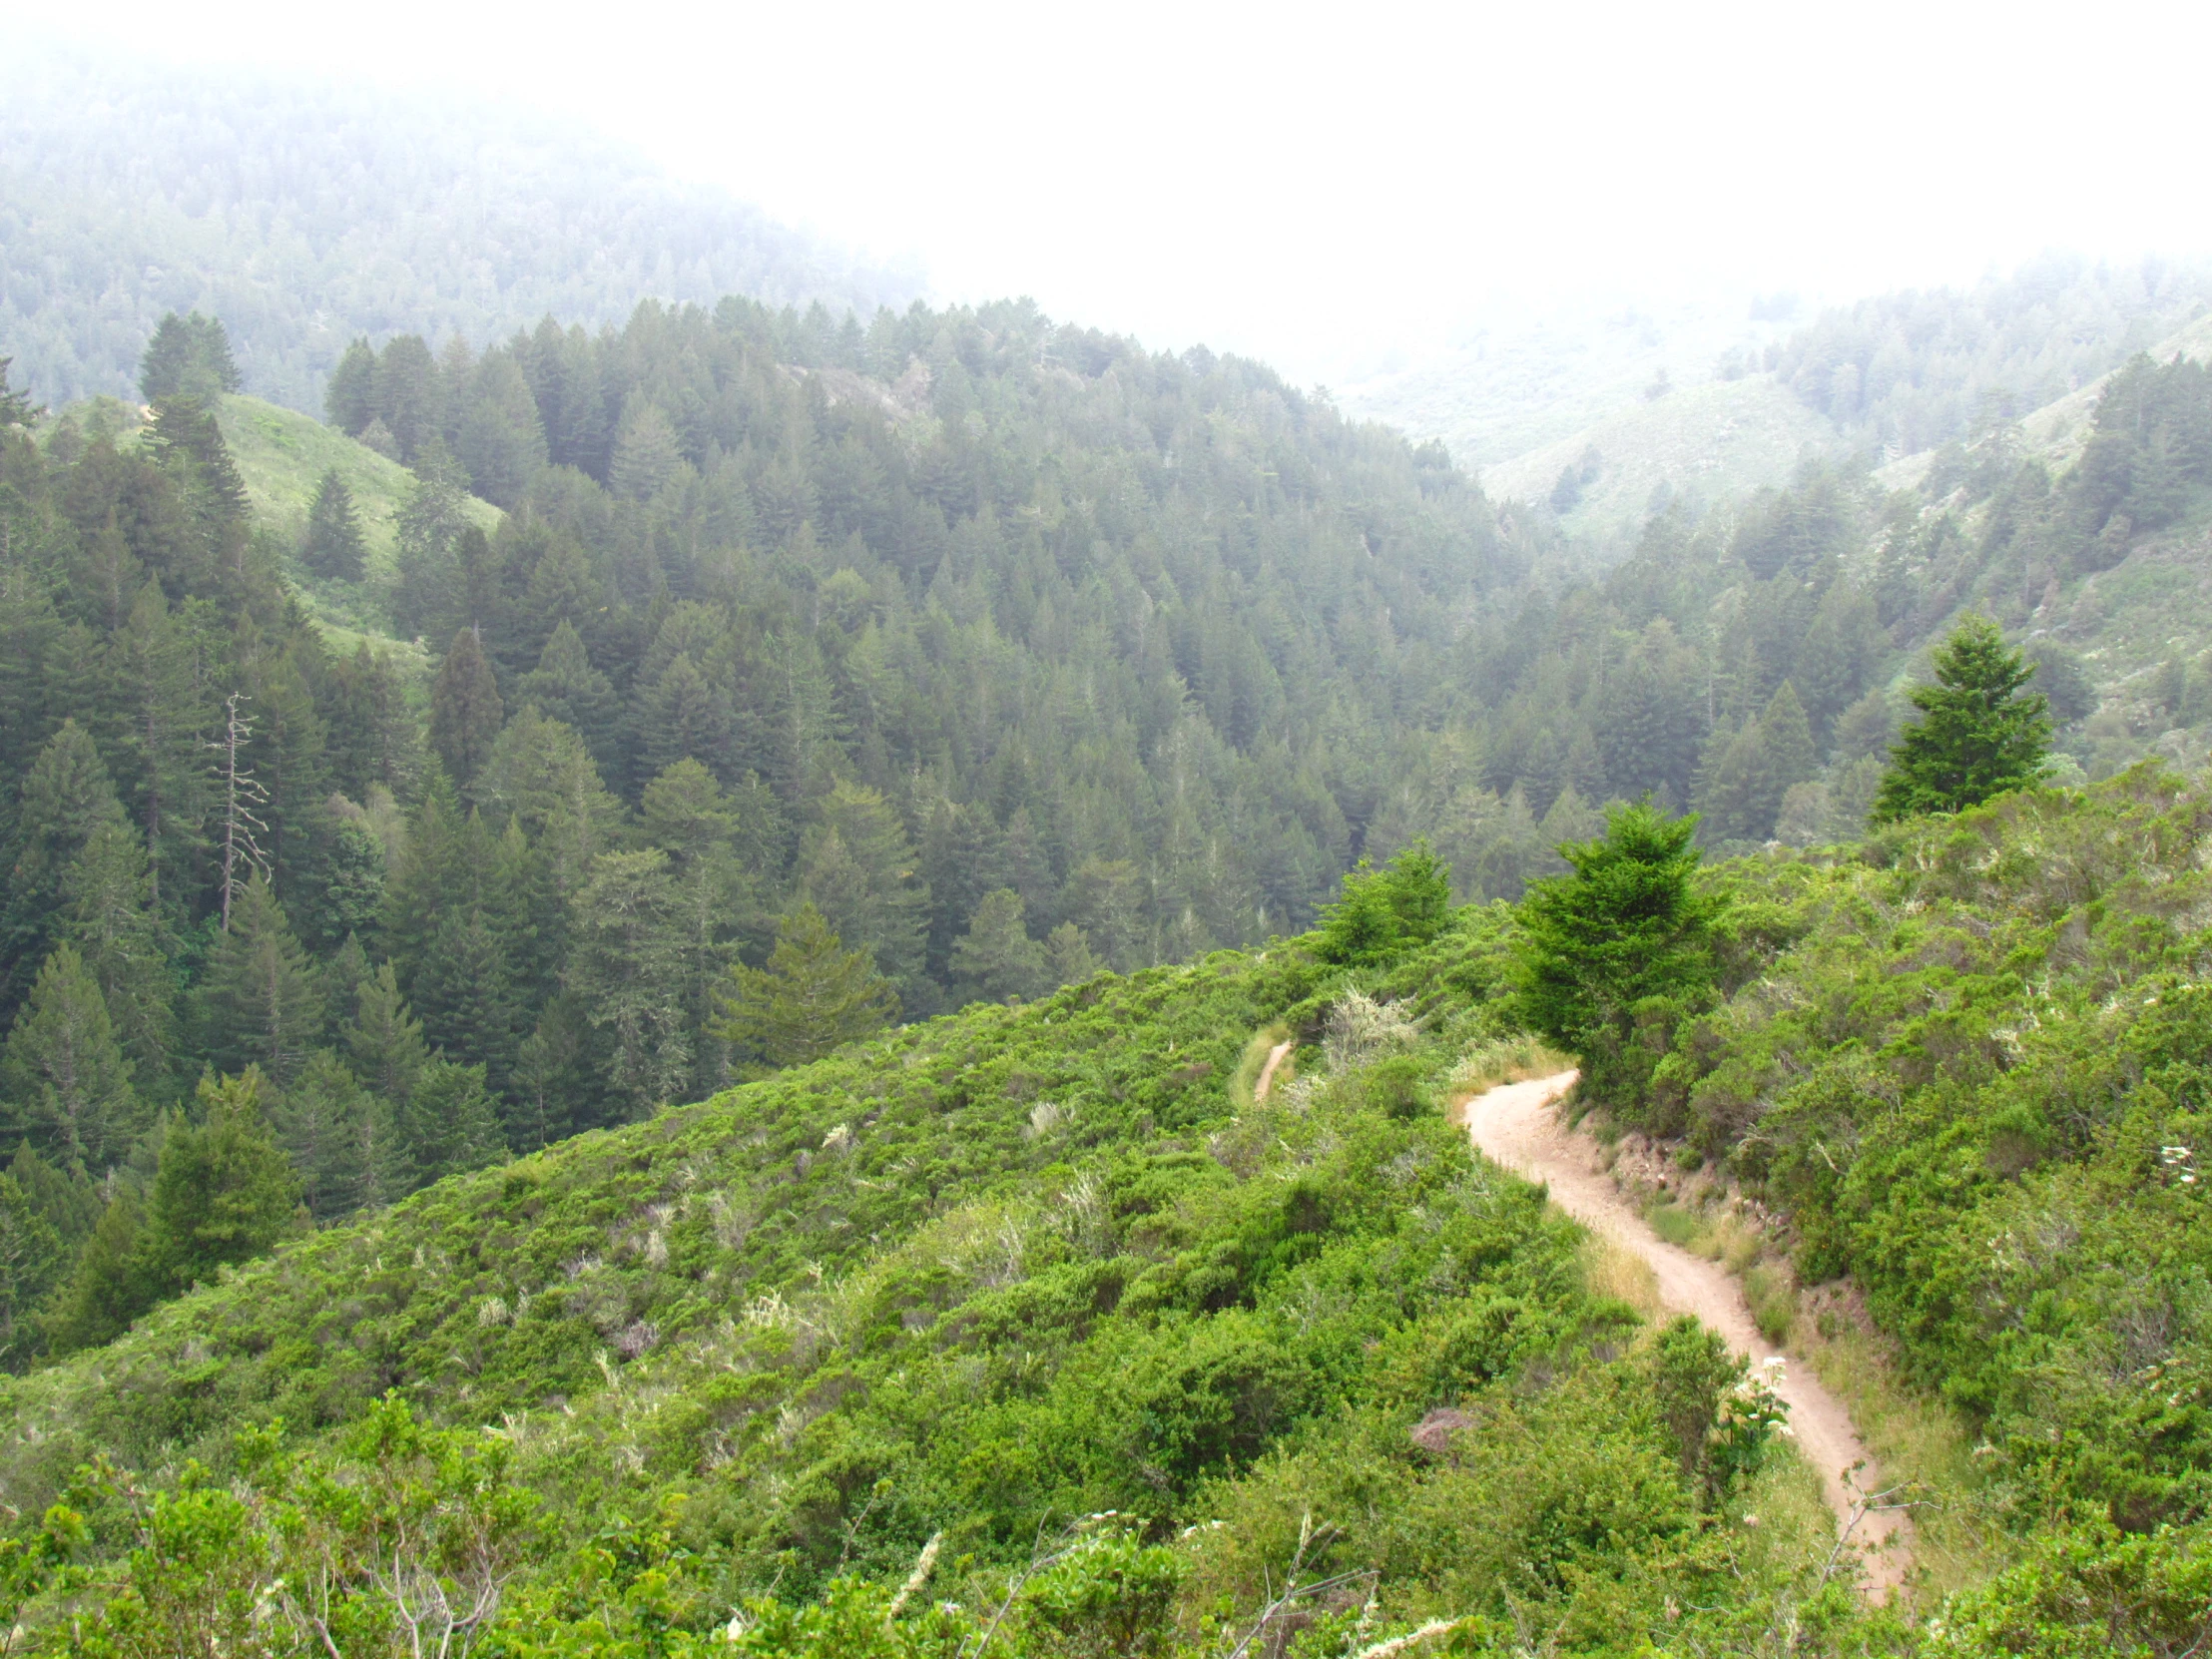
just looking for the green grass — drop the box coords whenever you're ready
[214,393,500,582]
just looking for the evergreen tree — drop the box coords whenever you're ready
[565,850,691,1118]
[3,720,128,1011]
[1312,840,1452,967]
[799,784,929,1003]
[1873,616,2053,824]
[386,1058,504,1197]
[949,889,1046,1004]
[516,620,618,774]
[714,902,895,1070]
[1042,921,1102,989]
[61,822,176,1089]
[42,1182,152,1357]
[270,1048,374,1220]
[301,468,367,581]
[452,352,548,509]
[429,628,504,792]
[99,581,214,908]
[196,874,325,1088]
[0,944,139,1171]
[0,1168,64,1370]
[323,642,416,802]
[1514,803,1721,1107]
[608,400,685,501]
[342,963,431,1109]
[324,337,377,434]
[1063,858,1146,972]
[0,355,39,429]
[139,311,242,402]
[143,1068,301,1294]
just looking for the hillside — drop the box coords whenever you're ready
[0,34,921,411]
[1478,375,1844,544]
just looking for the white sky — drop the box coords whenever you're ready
[30,0,2212,383]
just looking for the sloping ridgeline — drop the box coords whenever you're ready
[0,911,1866,1654]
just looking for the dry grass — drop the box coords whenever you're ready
[1578,1234,1659,1320]
[1792,1306,2002,1602]
[1230,1025,1292,1110]
[1444,1037,1574,1113]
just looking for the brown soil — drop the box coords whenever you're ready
[1460,1070,1912,1599]
[1252,1039,1296,1104]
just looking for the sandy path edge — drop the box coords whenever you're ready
[1252,1039,1296,1104]
[1461,1069,1911,1599]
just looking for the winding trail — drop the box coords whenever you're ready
[1460,1070,1912,1599]
[1252,1039,1297,1106]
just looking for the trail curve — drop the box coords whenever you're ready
[1461,1070,1911,1599]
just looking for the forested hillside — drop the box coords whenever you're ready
[0,37,919,410]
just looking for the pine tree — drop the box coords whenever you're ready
[516,620,619,773]
[566,850,691,1118]
[950,889,1046,1004]
[270,1049,374,1220]
[196,874,325,1089]
[3,720,129,1011]
[41,1182,152,1357]
[139,311,242,402]
[1514,803,1721,1106]
[143,1068,301,1294]
[714,902,895,1069]
[608,400,685,501]
[301,468,367,581]
[1062,858,1146,972]
[0,355,40,429]
[452,352,548,510]
[342,962,430,1108]
[387,1058,504,1197]
[0,1169,64,1370]
[1873,616,2053,824]
[0,944,140,1170]
[1042,921,1102,989]
[324,338,377,434]
[100,581,214,908]
[800,784,930,1001]
[430,628,504,792]
[1752,681,1817,832]
[61,822,176,1089]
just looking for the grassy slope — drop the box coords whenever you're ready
[1339,294,1799,470]
[1481,375,1843,544]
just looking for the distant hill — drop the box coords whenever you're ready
[0,35,924,412]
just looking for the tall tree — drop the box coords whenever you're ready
[429,628,504,793]
[139,311,242,402]
[210,692,272,933]
[323,337,377,435]
[714,901,895,1070]
[949,888,1046,1004]
[1873,616,2052,824]
[196,874,325,1088]
[59,822,175,1095]
[301,468,367,582]
[3,720,128,1011]
[1513,803,1721,1108]
[143,1068,302,1294]
[565,850,691,1119]
[0,944,140,1170]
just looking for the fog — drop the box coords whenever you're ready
[26,0,2212,383]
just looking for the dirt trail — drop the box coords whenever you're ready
[1252,1040,1297,1104]
[1461,1070,1911,1598]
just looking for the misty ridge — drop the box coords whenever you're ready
[0,32,2208,1658]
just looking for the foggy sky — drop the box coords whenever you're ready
[24,0,2212,383]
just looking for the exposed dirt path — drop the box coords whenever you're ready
[1460,1070,1911,1599]
[1252,1040,1297,1105]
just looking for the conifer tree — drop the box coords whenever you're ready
[143,1068,301,1294]
[270,1048,375,1219]
[949,889,1046,1004]
[1514,803,1721,1105]
[0,355,39,429]
[800,784,930,1001]
[516,620,618,773]
[196,874,325,1088]
[386,1058,504,1197]
[1873,616,2053,823]
[324,337,377,434]
[342,963,431,1109]
[0,944,139,1170]
[0,1168,63,1370]
[100,581,213,907]
[210,691,272,933]
[138,311,242,402]
[3,720,129,1010]
[60,822,176,1088]
[430,628,504,793]
[566,849,691,1117]
[41,1183,150,1357]
[714,902,895,1069]
[301,468,367,581]
[1042,921,1102,989]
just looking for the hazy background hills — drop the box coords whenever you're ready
[0,37,923,409]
